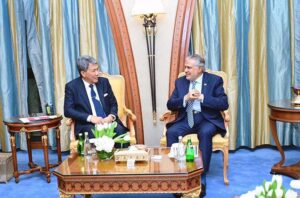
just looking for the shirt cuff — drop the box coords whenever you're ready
[110,114,116,121]
[183,95,188,107]
[87,115,92,122]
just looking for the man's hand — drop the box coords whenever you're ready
[90,115,114,124]
[186,90,203,101]
[90,116,105,124]
[102,115,114,123]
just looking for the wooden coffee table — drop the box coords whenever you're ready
[53,147,203,197]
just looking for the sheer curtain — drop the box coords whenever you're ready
[0,0,119,152]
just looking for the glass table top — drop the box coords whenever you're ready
[54,147,203,176]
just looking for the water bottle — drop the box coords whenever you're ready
[186,138,194,162]
[84,132,91,158]
[45,103,54,115]
[177,136,185,162]
[77,133,84,156]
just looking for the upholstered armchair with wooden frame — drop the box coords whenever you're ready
[160,70,230,185]
[67,73,137,154]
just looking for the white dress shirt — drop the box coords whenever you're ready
[183,74,203,112]
[82,79,101,120]
[190,75,203,112]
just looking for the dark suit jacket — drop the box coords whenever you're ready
[166,72,229,135]
[64,77,127,136]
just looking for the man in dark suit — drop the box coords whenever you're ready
[64,55,128,146]
[166,54,228,197]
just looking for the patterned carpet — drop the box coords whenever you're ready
[0,146,299,198]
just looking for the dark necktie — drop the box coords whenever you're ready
[186,81,196,128]
[89,84,106,117]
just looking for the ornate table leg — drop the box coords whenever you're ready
[182,188,201,198]
[42,134,51,183]
[10,135,19,183]
[26,133,35,168]
[269,117,285,168]
[56,127,62,163]
[58,190,74,198]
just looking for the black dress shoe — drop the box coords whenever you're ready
[173,193,182,198]
[199,184,206,198]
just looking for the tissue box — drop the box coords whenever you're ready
[0,153,13,183]
[114,147,150,162]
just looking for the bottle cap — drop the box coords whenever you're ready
[84,132,88,136]
[79,133,83,136]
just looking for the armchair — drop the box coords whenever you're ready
[160,70,230,185]
[67,73,137,154]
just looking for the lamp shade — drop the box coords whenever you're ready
[131,0,166,16]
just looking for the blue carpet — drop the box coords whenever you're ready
[0,146,299,198]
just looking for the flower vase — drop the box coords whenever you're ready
[97,150,114,160]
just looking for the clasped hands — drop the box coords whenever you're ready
[90,115,114,125]
[185,89,204,102]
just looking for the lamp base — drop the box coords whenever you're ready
[291,95,300,106]
[153,111,157,125]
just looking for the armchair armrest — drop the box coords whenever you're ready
[123,106,137,145]
[221,110,230,138]
[65,118,77,154]
[66,118,75,141]
[222,110,230,123]
[123,106,137,121]
[159,110,178,137]
[159,110,177,123]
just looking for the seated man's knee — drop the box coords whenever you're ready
[166,127,180,147]
[198,122,217,139]
[167,126,183,137]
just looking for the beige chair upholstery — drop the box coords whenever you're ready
[67,73,137,154]
[160,70,230,185]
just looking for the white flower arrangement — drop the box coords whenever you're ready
[240,175,298,198]
[92,122,130,153]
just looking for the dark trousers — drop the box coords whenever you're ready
[166,112,217,172]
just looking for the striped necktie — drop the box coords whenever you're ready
[186,81,196,128]
[89,84,106,117]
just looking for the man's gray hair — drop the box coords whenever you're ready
[76,55,97,76]
[187,54,205,68]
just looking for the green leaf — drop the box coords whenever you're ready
[113,133,130,144]
[92,128,100,138]
[92,128,96,137]
[111,122,117,128]
[272,180,277,190]
[282,188,287,198]
[263,181,267,192]
[271,189,276,198]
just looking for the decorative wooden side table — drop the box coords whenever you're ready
[268,100,300,179]
[3,115,63,183]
